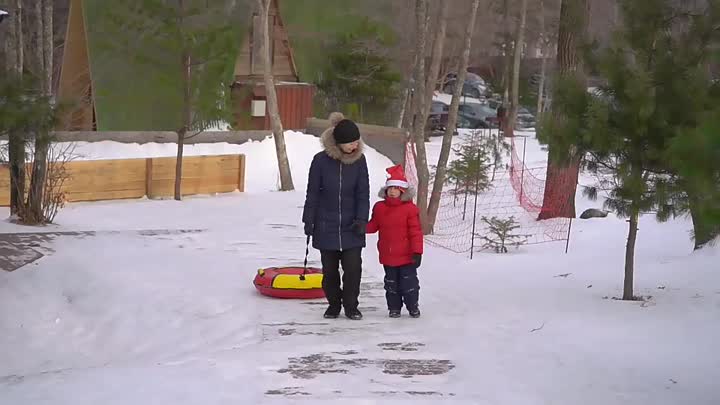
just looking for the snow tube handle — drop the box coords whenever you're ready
[300,234,310,281]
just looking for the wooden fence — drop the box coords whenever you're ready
[0,154,246,206]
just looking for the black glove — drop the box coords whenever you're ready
[304,222,314,236]
[351,219,367,236]
[412,253,422,268]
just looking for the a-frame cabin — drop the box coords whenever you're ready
[56,0,97,131]
[231,0,314,131]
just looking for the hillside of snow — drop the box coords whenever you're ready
[1,130,718,404]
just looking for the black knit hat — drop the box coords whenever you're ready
[333,119,360,145]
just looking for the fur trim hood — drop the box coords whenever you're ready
[377,185,416,201]
[320,112,365,165]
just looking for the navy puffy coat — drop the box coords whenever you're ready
[302,118,370,251]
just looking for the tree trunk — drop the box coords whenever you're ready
[397,86,410,128]
[502,0,512,104]
[537,0,588,220]
[506,0,528,138]
[174,50,191,201]
[623,204,639,300]
[26,0,53,224]
[259,0,294,191]
[5,0,26,217]
[536,0,547,121]
[537,52,547,120]
[400,50,420,132]
[423,1,449,121]
[411,0,431,232]
[426,0,481,232]
[537,153,580,219]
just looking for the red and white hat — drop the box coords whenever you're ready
[385,164,409,189]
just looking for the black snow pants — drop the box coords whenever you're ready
[320,248,363,312]
[383,263,420,311]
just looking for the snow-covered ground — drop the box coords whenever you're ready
[1,130,719,404]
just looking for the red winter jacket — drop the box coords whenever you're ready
[366,187,424,267]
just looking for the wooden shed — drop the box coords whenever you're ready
[231,0,315,131]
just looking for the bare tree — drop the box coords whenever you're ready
[3,0,26,217]
[174,8,190,201]
[258,0,294,191]
[25,0,53,224]
[95,0,240,201]
[537,0,547,120]
[426,0,481,232]
[502,0,513,104]
[505,0,528,137]
[423,0,449,123]
[410,0,431,231]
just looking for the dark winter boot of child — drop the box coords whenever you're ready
[389,309,401,318]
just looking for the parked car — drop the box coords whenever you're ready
[427,100,458,137]
[456,113,491,130]
[457,102,497,128]
[443,71,489,100]
[516,107,536,129]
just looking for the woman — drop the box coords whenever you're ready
[302,112,370,320]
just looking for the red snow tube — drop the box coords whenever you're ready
[253,267,326,299]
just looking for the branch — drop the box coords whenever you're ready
[184,129,205,140]
[530,322,545,333]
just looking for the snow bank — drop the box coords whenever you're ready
[1,131,394,196]
[233,131,393,194]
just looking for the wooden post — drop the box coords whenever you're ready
[237,154,246,192]
[145,158,153,199]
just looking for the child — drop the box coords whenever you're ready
[366,165,424,318]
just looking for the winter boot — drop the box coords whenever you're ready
[389,310,401,318]
[324,305,341,319]
[408,307,421,318]
[345,308,363,320]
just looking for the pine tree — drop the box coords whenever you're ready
[478,216,529,253]
[318,17,401,123]
[667,109,720,249]
[575,0,720,300]
[657,2,720,250]
[444,132,493,198]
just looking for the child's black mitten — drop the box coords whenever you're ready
[412,253,422,267]
[351,219,367,236]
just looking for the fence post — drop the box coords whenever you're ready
[145,158,154,199]
[520,136,527,204]
[469,140,483,260]
[565,218,573,254]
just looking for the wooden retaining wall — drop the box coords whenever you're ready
[305,117,407,164]
[0,154,246,206]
